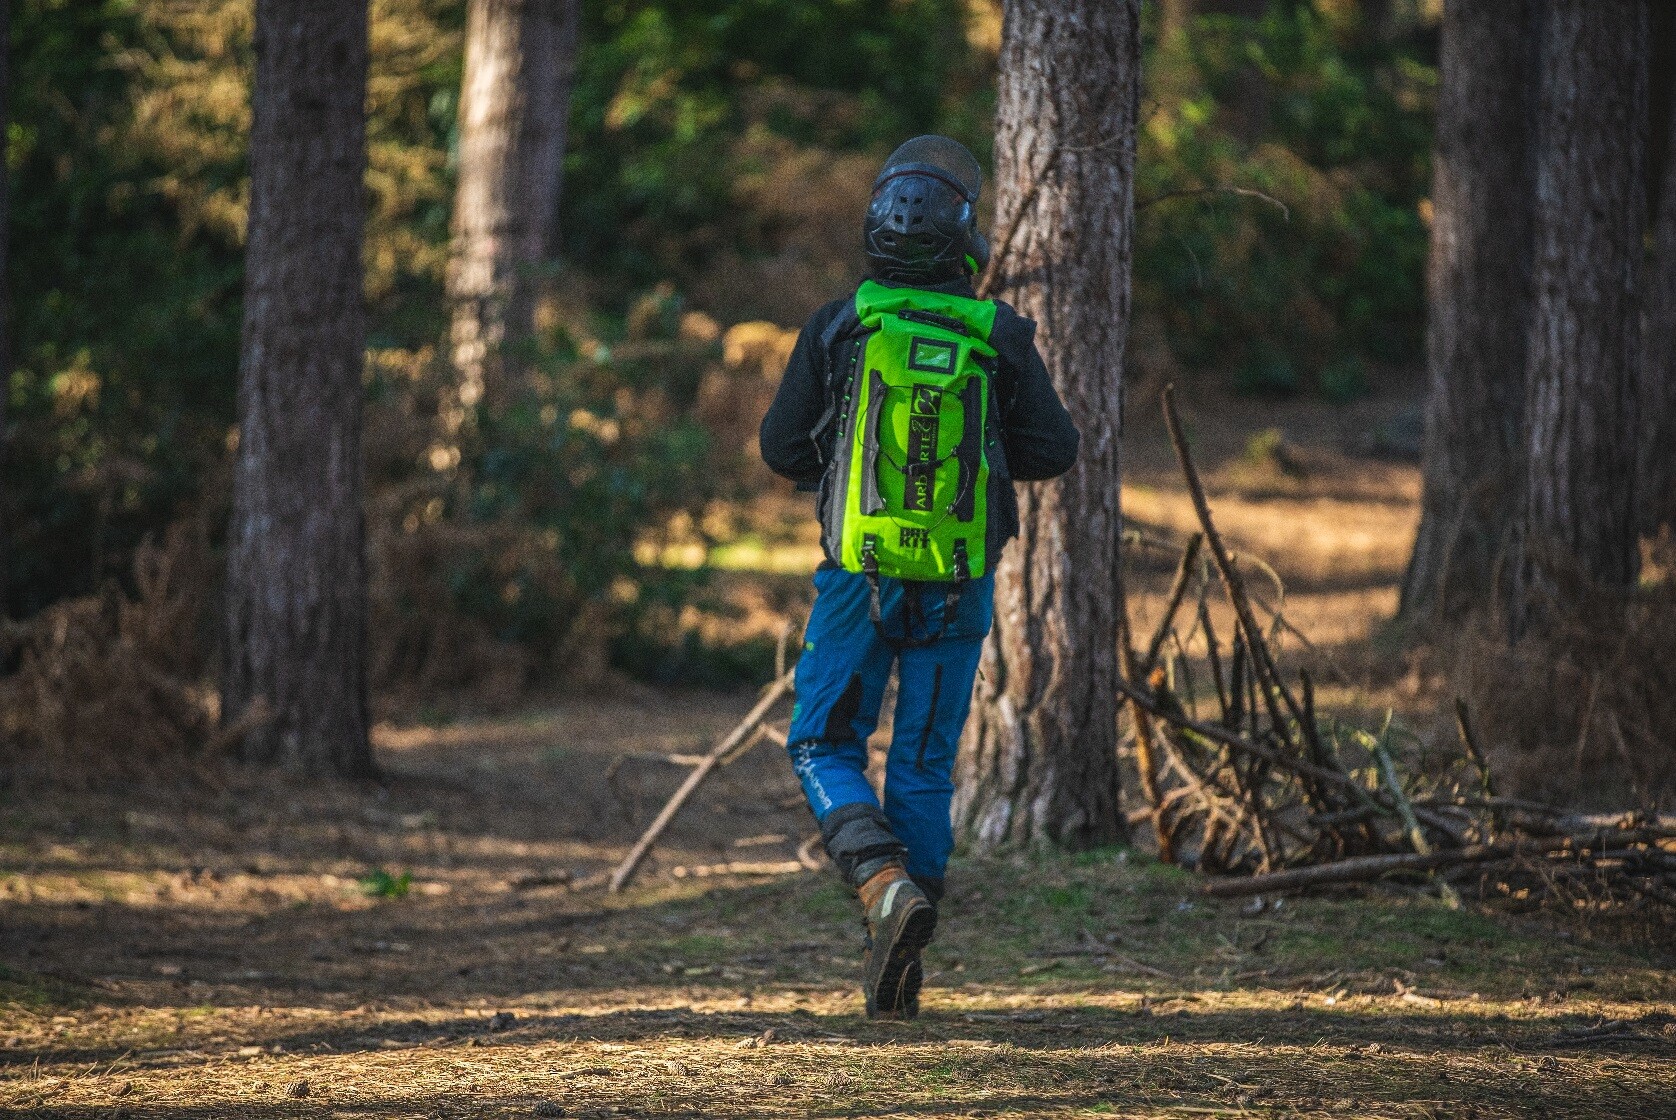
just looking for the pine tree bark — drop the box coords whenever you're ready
[224,0,373,777]
[447,0,579,414]
[1515,0,1649,630]
[953,0,1138,852]
[1399,0,1536,625]
[1640,67,1676,537]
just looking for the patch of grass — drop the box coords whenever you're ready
[796,879,855,924]
[0,965,90,1012]
[358,869,413,899]
[664,934,730,958]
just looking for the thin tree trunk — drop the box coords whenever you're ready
[1399,0,1536,626]
[0,0,9,613]
[447,0,579,415]
[224,0,373,777]
[1359,0,1391,39]
[1153,0,1196,109]
[1515,0,1649,631]
[1641,57,1676,537]
[953,0,1138,852]
[1159,0,1192,41]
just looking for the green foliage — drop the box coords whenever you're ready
[363,293,728,694]
[1240,427,1295,474]
[6,1,243,615]
[611,611,778,688]
[1318,353,1369,403]
[1136,3,1434,393]
[566,0,990,309]
[5,0,463,617]
[3,0,1439,693]
[358,869,413,899]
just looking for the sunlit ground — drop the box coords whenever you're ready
[3,818,1672,1118]
[3,680,1672,1118]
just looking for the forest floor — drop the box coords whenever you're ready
[3,380,1673,1118]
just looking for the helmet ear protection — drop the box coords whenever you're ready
[967,227,991,275]
[951,198,988,276]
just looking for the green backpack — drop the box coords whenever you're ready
[822,280,998,637]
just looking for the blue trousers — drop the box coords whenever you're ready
[786,566,994,882]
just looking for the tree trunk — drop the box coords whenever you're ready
[1359,0,1391,39]
[1515,0,1649,630]
[447,0,579,415]
[1159,0,1192,41]
[1153,0,1196,109]
[1640,56,1676,537]
[953,0,1138,852]
[224,0,373,777]
[0,0,9,612]
[1399,0,1536,626]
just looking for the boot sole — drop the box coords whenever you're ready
[865,901,936,1019]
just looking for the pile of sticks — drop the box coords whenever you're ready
[1117,387,1676,913]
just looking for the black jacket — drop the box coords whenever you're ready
[759,278,1080,564]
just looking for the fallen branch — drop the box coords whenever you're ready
[1371,726,1432,856]
[608,668,796,893]
[670,860,804,880]
[1453,697,1497,803]
[795,833,825,872]
[1371,726,1463,908]
[1161,387,1312,777]
[1116,490,1175,863]
[1143,532,1204,674]
[1137,185,1291,220]
[1202,833,1654,898]
[1120,675,1476,853]
[1116,676,1369,803]
[719,720,785,767]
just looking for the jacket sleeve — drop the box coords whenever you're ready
[758,302,841,486]
[993,308,1080,481]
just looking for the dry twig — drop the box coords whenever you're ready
[607,669,796,893]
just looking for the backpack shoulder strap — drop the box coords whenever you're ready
[819,301,865,356]
[809,301,869,465]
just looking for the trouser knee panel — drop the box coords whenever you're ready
[819,802,907,889]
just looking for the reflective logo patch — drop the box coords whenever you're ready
[908,337,957,374]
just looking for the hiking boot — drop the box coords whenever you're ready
[858,864,935,1019]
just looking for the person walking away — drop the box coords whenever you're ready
[758,136,1080,1019]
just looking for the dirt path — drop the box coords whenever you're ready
[3,695,1673,1119]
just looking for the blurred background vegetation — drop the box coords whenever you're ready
[3,0,1435,710]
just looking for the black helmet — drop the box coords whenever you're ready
[864,135,990,285]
